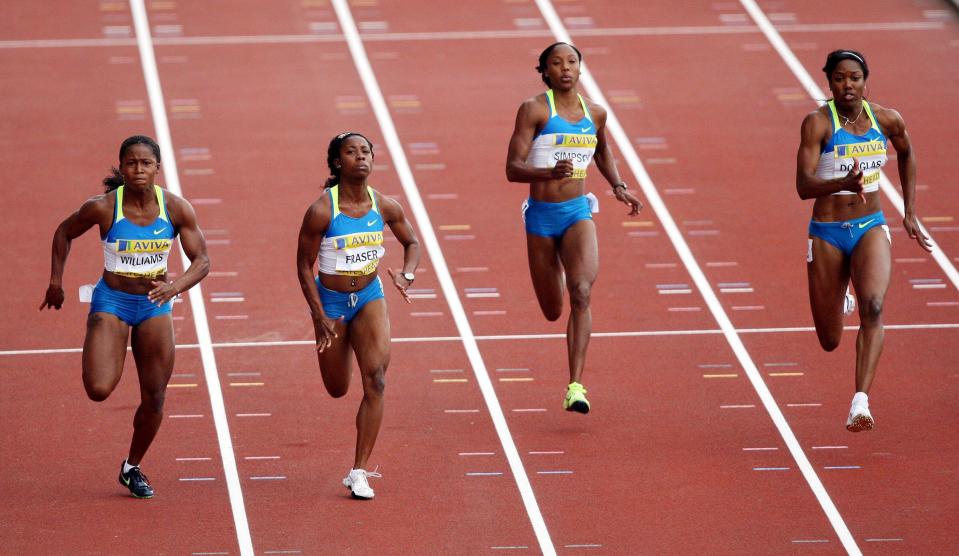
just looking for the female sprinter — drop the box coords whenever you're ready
[40,135,210,497]
[506,42,642,414]
[296,132,420,499]
[796,50,931,432]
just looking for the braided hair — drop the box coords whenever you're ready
[324,131,374,188]
[535,42,583,88]
[102,135,162,192]
[822,49,869,80]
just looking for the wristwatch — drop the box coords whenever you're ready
[613,182,628,190]
[401,272,415,283]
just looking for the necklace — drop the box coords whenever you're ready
[840,102,864,127]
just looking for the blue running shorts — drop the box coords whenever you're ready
[89,279,173,326]
[316,275,385,323]
[808,211,888,257]
[523,195,593,239]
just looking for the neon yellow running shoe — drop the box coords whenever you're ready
[564,382,590,414]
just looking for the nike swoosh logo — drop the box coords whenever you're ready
[121,474,131,486]
[581,127,591,133]
[153,228,167,235]
[858,219,876,229]
[367,220,376,226]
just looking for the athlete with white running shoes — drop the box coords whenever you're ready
[796,50,932,432]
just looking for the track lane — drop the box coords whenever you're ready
[144,3,548,551]
[572,2,958,551]
[1,4,240,553]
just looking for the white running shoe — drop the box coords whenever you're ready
[342,468,381,499]
[846,403,874,433]
[843,288,856,316]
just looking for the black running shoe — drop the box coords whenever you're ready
[118,461,155,498]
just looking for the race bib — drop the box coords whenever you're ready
[550,134,597,179]
[332,231,384,276]
[834,140,885,186]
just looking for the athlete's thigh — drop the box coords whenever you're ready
[318,318,353,393]
[558,219,599,285]
[130,313,175,392]
[82,312,131,391]
[849,227,892,302]
[526,233,565,313]
[807,237,849,331]
[348,298,391,374]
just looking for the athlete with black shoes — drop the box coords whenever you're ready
[40,135,210,497]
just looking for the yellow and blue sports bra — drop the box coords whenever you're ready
[815,99,888,195]
[318,185,385,277]
[102,185,176,279]
[526,89,598,179]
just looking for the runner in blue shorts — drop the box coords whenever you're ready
[40,135,210,498]
[506,42,643,414]
[796,50,932,432]
[296,132,420,500]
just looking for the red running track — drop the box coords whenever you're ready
[2,1,957,554]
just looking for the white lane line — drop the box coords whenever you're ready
[740,0,959,298]
[743,447,778,451]
[444,409,481,413]
[180,477,217,481]
[245,456,281,460]
[6,322,959,357]
[128,4,252,555]
[329,3,554,553]
[0,22,947,50]
[177,457,213,461]
[535,1,858,553]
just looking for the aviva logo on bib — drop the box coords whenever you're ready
[116,239,173,253]
[835,141,884,158]
[553,134,597,148]
[334,231,383,250]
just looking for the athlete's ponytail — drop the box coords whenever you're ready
[325,131,374,188]
[103,167,124,192]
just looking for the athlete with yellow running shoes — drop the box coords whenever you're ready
[506,42,642,414]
